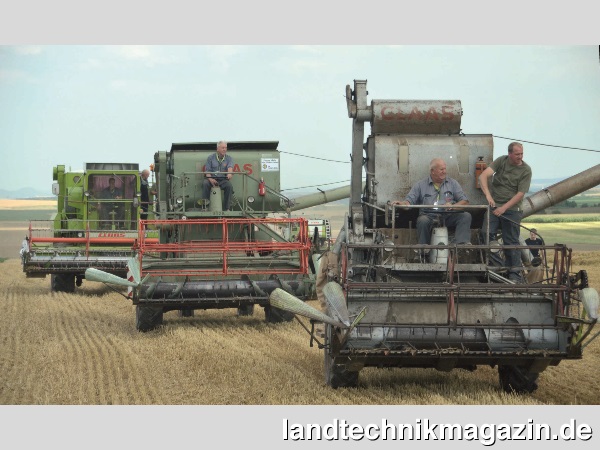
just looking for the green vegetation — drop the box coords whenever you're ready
[523,214,600,223]
[520,221,600,245]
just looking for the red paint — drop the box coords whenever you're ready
[380,105,456,121]
[202,163,253,175]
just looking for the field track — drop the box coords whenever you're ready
[1,258,599,405]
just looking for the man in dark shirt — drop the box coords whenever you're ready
[479,141,532,282]
[140,169,155,220]
[525,228,543,258]
[98,177,124,228]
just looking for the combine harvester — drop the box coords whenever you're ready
[269,79,600,393]
[85,142,351,331]
[20,163,157,292]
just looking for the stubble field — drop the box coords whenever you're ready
[1,254,599,405]
[1,200,599,405]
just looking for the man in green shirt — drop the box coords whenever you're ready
[479,142,532,282]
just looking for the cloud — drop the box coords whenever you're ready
[0,68,33,83]
[76,58,106,70]
[13,46,43,56]
[109,79,175,96]
[192,80,237,98]
[271,56,327,75]
[205,46,242,72]
[113,45,184,67]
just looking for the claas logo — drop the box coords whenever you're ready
[202,164,253,174]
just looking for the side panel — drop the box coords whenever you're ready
[370,134,493,208]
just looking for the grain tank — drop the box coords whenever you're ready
[270,80,600,393]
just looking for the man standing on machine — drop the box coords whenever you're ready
[479,141,532,282]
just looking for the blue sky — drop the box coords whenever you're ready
[1,8,600,196]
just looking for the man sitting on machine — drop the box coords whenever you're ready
[392,158,471,261]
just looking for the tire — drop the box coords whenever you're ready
[178,308,195,317]
[324,324,359,388]
[237,304,255,316]
[263,305,294,323]
[51,273,76,293]
[136,305,164,332]
[498,365,539,394]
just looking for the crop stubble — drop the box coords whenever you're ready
[1,257,599,405]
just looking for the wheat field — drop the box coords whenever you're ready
[1,255,599,405]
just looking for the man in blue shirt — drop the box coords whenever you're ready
[203,140,234,210]
[393,158,472,248]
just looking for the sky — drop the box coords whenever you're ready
[1,6,600,197]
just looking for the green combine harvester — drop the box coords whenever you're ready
[84,142,352,331]
[21,163,157,292]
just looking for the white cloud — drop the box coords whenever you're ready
[290,45,323,54]
[271,56,327,75]
[119,45,153,60]
[109,79,175,96]
[76,58,106,70]
[192,81,237,98]
[206,46,242,72]
[113,45,184,67]
[0,68,33,83]
[13,45,43,55]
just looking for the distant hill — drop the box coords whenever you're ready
[0,187,50,199]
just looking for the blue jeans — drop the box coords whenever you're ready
[203,178,233,210]
[416,212,472,245]
[482,209,522,278]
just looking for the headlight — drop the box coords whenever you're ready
[77,232,84,238]
[176,197,183,205]
[247,196,255,203]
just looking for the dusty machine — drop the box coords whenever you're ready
[20,163,156,292]
[270,80,600,393]
[86,141,351,331]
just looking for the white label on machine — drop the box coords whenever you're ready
[308,220,325,226]
[261,158,279,171]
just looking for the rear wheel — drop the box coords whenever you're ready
[498,365,539,394]
[51,273,76,293]
[324,324,359,388]
[136,305,164,332]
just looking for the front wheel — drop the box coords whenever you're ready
[498,365,539,394]
[136,305,164,332]
[263,305,294,323]
[178,308,195,318]
[51,273,75,293]
[237,304,255,316]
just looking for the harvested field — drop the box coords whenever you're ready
[1,256,599,405]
